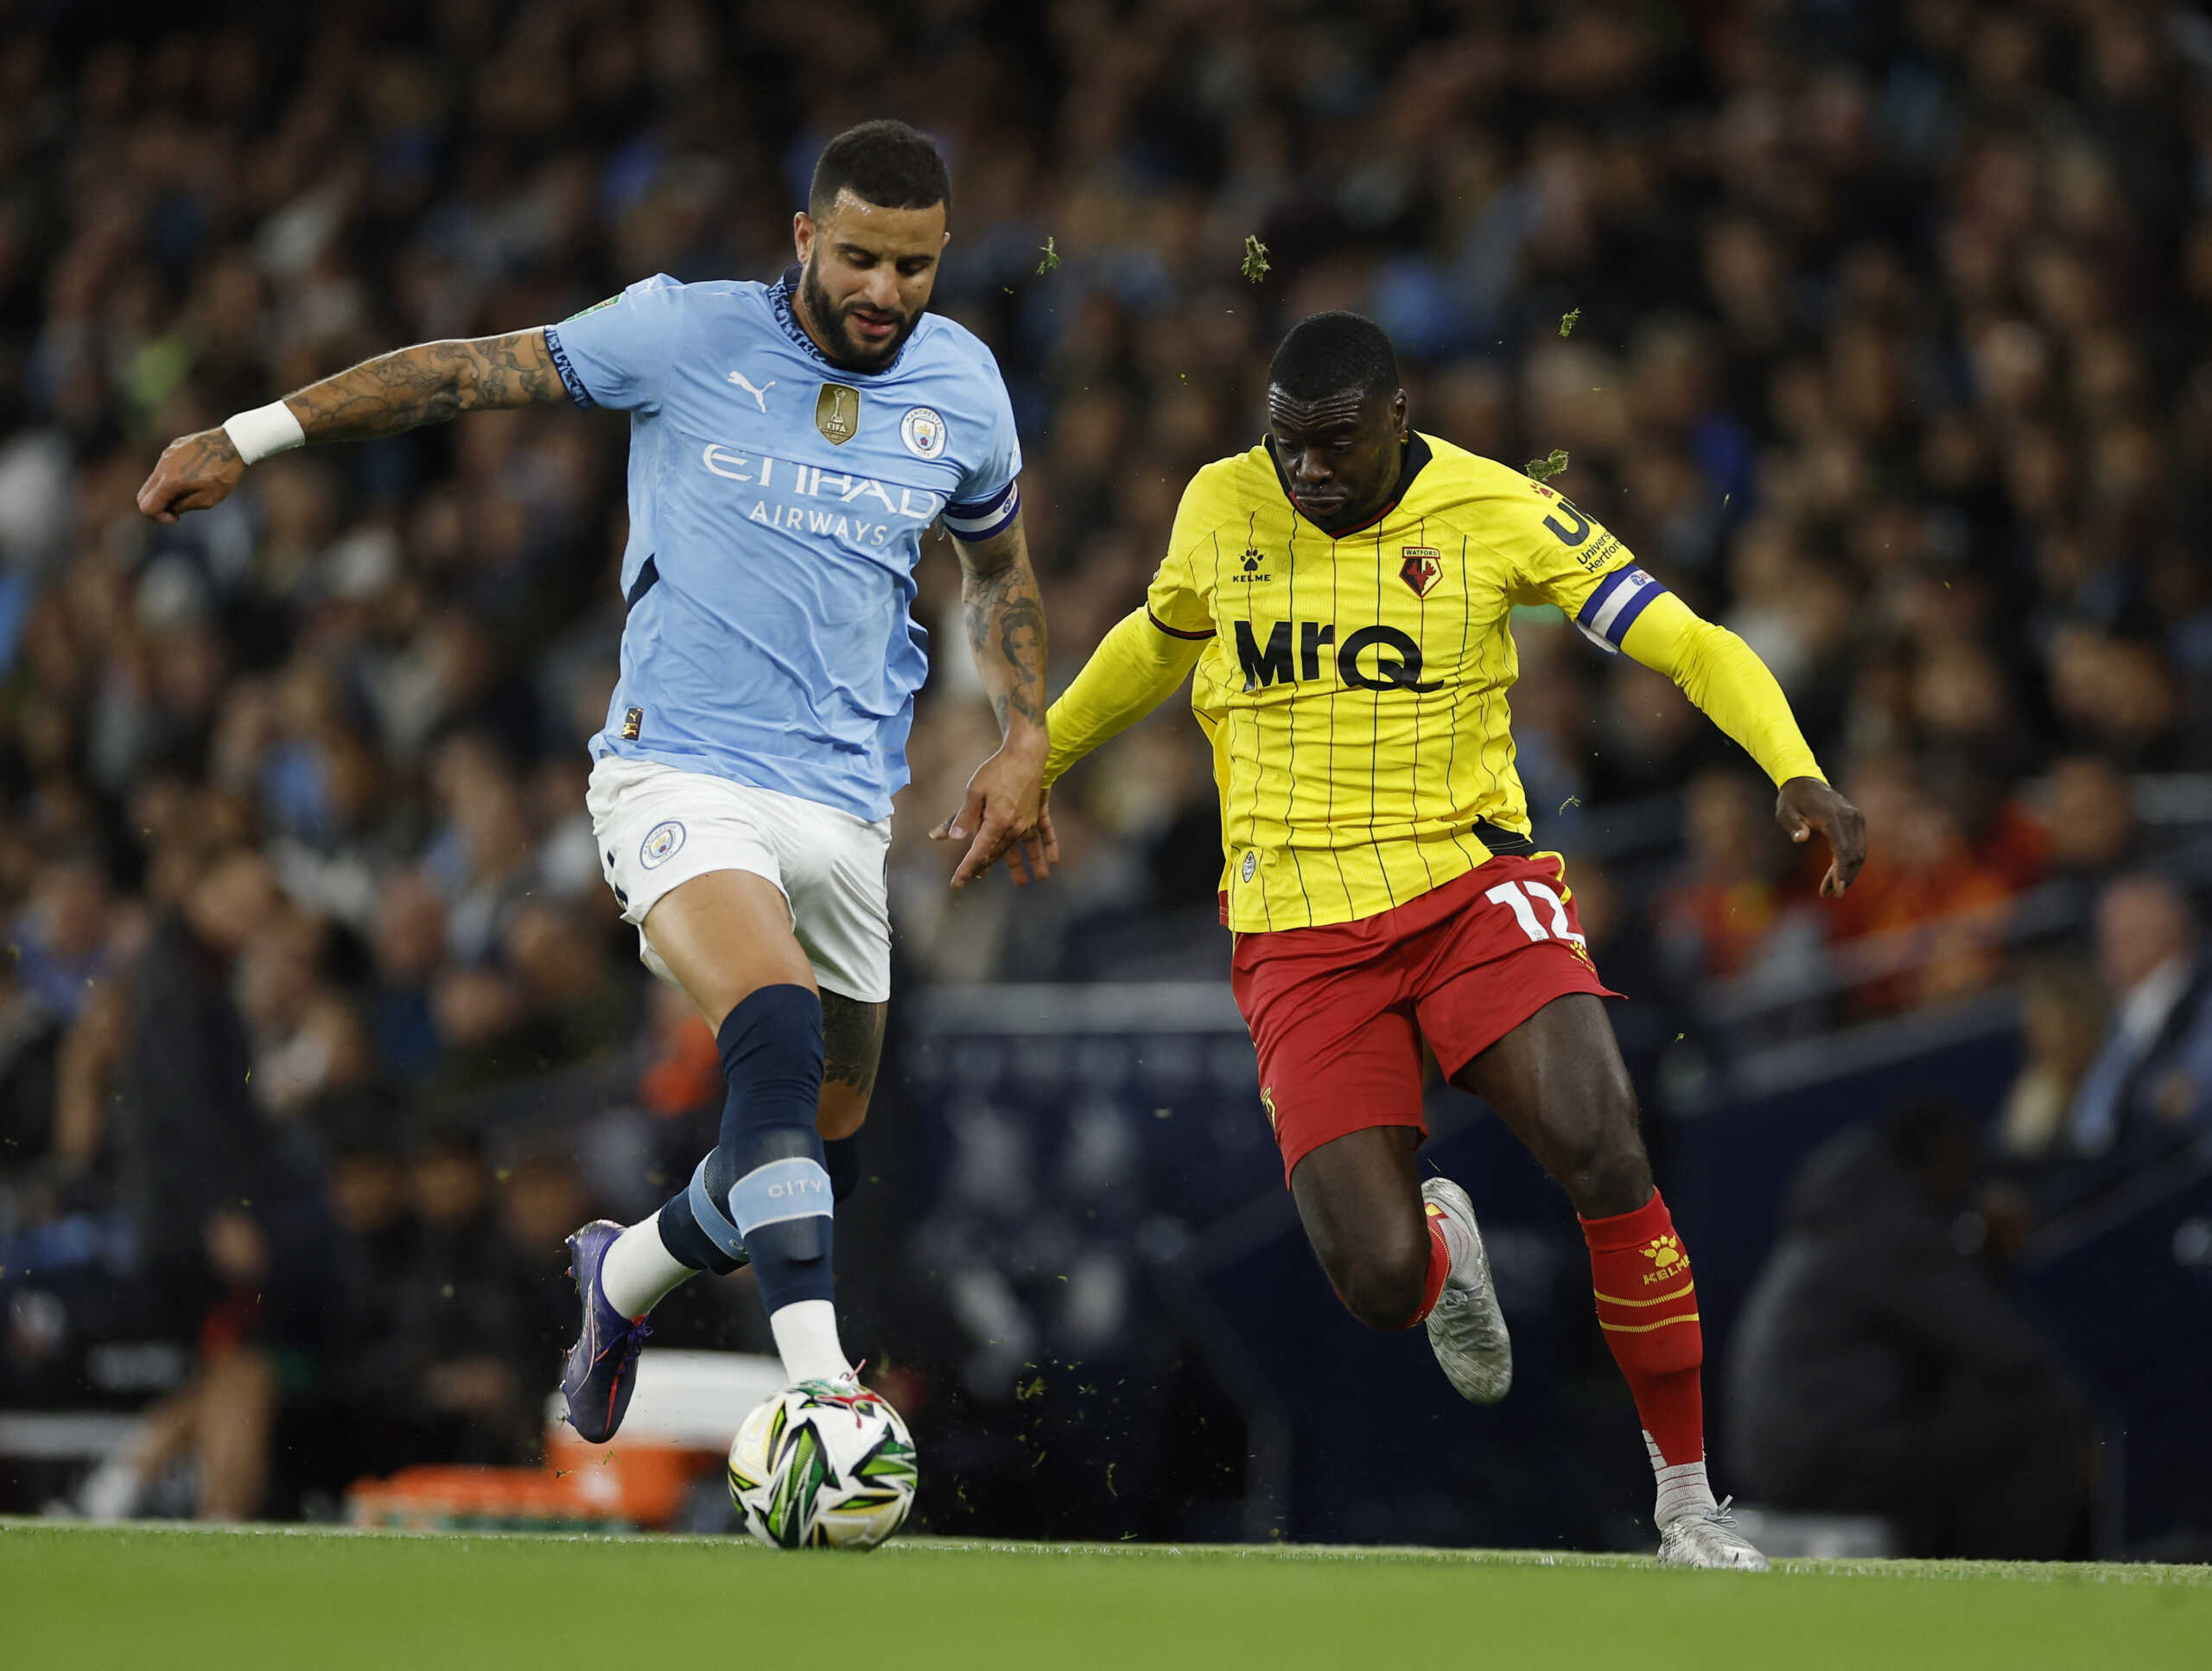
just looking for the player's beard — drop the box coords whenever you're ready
[800,257,917,371]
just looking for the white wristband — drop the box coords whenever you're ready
[222,401,307,466]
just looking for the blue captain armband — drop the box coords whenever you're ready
[541,325,596,410]
[1574,565,1665,654]
[943,479,1020,542]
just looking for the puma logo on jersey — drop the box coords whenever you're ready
[727,371,776,410]
[1234,619,1441,693]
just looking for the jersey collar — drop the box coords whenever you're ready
[771,264,918,378]
[1265,430,1434,537]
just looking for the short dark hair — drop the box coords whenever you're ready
[809,120,952,220]
[1268,311,1399,401]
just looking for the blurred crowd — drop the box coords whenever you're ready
[3,0,2212,1519]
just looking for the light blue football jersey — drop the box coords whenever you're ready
[544,268,1023,821]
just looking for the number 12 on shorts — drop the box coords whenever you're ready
[1485,878,1585,947]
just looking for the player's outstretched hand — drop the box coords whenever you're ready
[931,741,1047,890]
[137,428,247,523]
[1776,775,1866,898]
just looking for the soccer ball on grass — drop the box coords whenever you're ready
[727,1379,917,1550]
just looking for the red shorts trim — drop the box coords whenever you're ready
[1230,853,1620,1186]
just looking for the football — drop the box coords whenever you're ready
[726,1380,918,1550]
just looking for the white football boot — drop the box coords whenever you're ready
[1656,1498,1771,1570]
[1421,1177,1512,1404]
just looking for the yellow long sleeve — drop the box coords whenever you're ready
[1618,592,1826,786]
[1043,607,1209,787]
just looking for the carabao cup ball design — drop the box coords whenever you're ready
[727,1381,918,1551]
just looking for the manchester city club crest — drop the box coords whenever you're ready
[1400,546,1443,598]
[815,383,861,445]
[899,405,946,459]
[639,820,686,869]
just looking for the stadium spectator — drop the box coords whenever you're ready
[1998,957,2109,1164]
[375,1130,540,1465]
[1822,756,2018,1013]
[2047,874,2212,1203]
[1727,1099,2093,1560]
[1655,768,1816,988]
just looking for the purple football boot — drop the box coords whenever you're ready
[561,1220,652,1444]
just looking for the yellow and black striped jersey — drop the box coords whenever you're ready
[1046,431,1823,933]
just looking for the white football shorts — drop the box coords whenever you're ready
[585,755,892,1003]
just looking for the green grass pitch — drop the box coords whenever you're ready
[3,1521,2206,1669]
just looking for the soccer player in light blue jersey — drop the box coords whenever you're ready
[138,122,1052,1445]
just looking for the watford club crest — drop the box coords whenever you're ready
[1400,546,1443,598]
[816,383,861,445]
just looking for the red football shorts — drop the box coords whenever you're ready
[1230,853,1620,1186]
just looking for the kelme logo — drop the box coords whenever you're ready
[1640,1234,1687,1284]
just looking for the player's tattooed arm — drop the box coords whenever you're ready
[281,329,569,440]
[956,515,1049,738]
[932,509,1058,890]
[137,330,568,522]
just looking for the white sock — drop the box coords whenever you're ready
[770,1299,851,1384]
[599,1212,699,1318]
[1647,1430,1718,1527]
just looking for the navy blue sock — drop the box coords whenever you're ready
[823,1134,862,1203]
[657,1163,745,1274]
[652,985,833,1309]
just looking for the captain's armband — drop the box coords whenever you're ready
[1573,566,1667,655]
[943,480,1020,543]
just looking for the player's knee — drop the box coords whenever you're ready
[1557,1097,1651,1218]
[1326,1227,1432,1332]
[716,986,826,1134]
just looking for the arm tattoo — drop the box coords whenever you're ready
[174,429,241,474]
[283,329,569,443]
[959,531,1048,733]
[821,994,887,1101]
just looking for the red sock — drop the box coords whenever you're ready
[1580,1190,1704,1466]
[1408,1210,1451,1326]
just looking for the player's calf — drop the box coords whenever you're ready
[671,983,850,1385]
[823,1134,863,1202]
[587,982,853,1408]
[1457,994,1758,1562]
[1520,1077,1654,1220]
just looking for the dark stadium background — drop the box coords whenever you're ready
[0,0,2208,1558]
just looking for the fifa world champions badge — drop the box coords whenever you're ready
[816,383,861,444]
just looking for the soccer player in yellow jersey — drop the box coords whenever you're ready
[1032,312,1866,1567]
